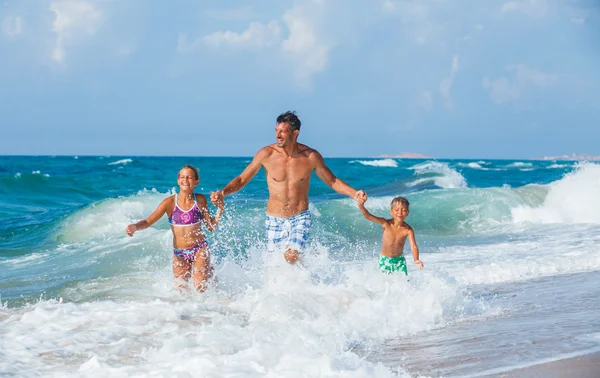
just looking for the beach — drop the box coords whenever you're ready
[1,156,599,377]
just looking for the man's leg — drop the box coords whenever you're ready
[284,249,300,264]
[285,211,311,265]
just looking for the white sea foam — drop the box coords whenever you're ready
[507,162,532,168]
[58,189,169,242]
[350,159,398,168]
[108,158,133,166]
[0,249,486,377]
[512,163,600,224]
[30,170,50,177]
[426,223,600,286]
[457,162,487,170]
[409,161,467,188]
[548,164,567,169]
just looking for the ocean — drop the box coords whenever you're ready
[1,156,599,377]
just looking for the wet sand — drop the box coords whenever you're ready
[483,351,600,378]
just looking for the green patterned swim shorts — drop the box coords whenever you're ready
[379,255,408,275]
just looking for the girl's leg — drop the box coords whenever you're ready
[192,247,212,292]
[173,254,192,289]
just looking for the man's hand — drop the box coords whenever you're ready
[210,190,224,206]
[354,190,367,204]
[125,224,137,237]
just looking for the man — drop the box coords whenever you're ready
[210,111,367,264]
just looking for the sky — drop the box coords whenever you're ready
[0,0,599,159]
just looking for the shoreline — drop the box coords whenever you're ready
[481,351,600,378]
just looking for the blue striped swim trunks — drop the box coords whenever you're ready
[265,210,312,253]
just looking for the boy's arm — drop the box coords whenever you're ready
[125,197,169,236]
[408,228,424,269]
[199,194,224,232]
[357,202,387,225]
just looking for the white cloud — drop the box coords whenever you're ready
[482,77,520,103]
[501,0,547,18]
[2,16,22,37]
[439,55,459,107]
[50,0,102,63]
[202,21,282,48]
[571,18,585,25]
[281,2,330,83]
[483,65,557,104]
[186,0,331,86]
[475,24,484,30]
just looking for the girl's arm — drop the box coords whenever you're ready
[125,197,170,236]
[198,194,224,232]
[358,201,387,225]
[407,228,424,269]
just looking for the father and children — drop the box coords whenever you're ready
[126,111,423,291]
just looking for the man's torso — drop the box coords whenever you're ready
[262,143,315,218]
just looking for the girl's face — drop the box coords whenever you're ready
[178,168,199,191]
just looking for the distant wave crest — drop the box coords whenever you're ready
[350,159,398,167]
[108,159,133,166]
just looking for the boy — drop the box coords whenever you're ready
[357,196,424,275]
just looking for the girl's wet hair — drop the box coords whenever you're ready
[391,196,409,209]
[179,165,199,180]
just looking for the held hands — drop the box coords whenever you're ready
[125,224,137,237]
[210,190,225,209]
[414,259,424,270]
[354,190,367,206]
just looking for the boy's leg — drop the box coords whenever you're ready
[173,254,192,288]
[192,247,212,292]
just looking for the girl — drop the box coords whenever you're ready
[126,165,224,291]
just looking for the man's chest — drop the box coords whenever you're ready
[264,156,313,182]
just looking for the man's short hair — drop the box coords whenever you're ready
[276,111,301,132]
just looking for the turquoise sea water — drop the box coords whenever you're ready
[1,156,599,377]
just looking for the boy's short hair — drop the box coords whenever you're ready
[179,164,199,180]
[276,111,301,131]
[391,196,410,209]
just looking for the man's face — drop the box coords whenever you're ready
[275,122,297,147]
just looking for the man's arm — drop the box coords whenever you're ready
[407,228,424,269]
[125,197,169,236]
[311,150,363,199]
[212,148,269,201]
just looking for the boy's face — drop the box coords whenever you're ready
[178,168,199,191]
[390,204,409,222]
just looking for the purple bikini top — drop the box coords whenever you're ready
[169,194,203,226]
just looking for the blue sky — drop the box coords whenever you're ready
[0,0,598,158]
